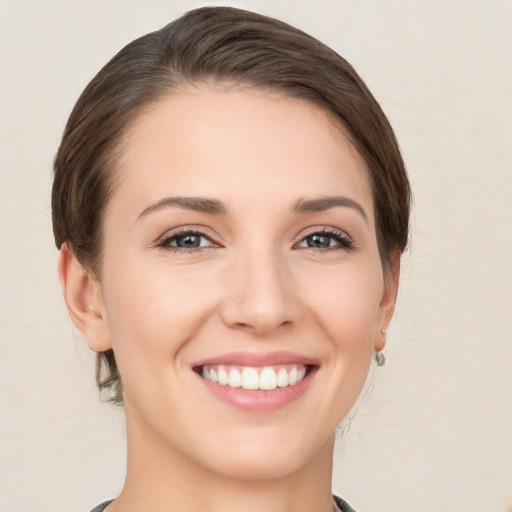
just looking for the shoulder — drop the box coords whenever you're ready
[90,501,113,512]
[333,494,358,512]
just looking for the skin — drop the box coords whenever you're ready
[59,85,399,512]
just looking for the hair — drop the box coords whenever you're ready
[52,6,411,405]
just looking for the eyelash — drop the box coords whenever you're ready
[157,229,215,252]
[157,227,355,253]
[298,227,355,252]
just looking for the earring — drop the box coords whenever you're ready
[374,351,386,366]
[374,328,387,366]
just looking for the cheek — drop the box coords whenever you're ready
[300,261,384,353]
[100,259,217,369]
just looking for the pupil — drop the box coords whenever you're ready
[308,234,329,248]
[177,234,200,248]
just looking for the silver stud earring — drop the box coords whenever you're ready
[374,328,387,366]
[374,351,386,366]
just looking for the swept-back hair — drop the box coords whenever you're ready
[52,6,410,404]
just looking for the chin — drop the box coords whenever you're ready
[196,427,332,482]
[205,451,309,482]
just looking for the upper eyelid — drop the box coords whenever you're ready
[300,225,348,236]
[157,225,219,243]
[297,226,352,242]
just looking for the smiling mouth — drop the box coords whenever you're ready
[194,364,315,391]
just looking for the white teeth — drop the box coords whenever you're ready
[259,367,277,390]
[241,368,259,390]
[217,367,229,385]
[276,368,289,387]
[201,364,309,390]
[228,368,242,387]
[288,367,298,386]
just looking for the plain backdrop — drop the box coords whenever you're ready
[1,1,511,511]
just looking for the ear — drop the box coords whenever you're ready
[57,243,112,352]
[375,250,401,352]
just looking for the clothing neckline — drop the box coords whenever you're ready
[92,495,355,512]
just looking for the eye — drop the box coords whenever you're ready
[157,229,216,252]
[296,228,354,251]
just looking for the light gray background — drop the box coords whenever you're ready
[1,1,511,511]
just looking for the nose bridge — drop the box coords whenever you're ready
[221,238,296,336]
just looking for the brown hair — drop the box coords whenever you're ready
[52,6,411,404]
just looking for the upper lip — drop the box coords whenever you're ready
[192,351,320,368]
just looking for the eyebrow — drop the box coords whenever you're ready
[291,196,368,223]
[137,194,367,223]
[138,196,227,219]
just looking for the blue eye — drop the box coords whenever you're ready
[297,229,354,251]
[157,227,353,253]
[158,230,215,251]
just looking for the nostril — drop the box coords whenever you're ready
[219,272,298,336]
[230,318,293,338]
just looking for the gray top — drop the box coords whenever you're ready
[91,495,356,511]
[334,495,357,511]
[90,502,112,512]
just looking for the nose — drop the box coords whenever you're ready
[220,246,298,337]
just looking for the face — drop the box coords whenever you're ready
[87,86,396,480]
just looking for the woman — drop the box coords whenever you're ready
[52,6,410,512]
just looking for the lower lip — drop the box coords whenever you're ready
[195,369,316,412]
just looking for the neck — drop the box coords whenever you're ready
[109,403,336,512]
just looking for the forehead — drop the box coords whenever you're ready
[113,85,374,221]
